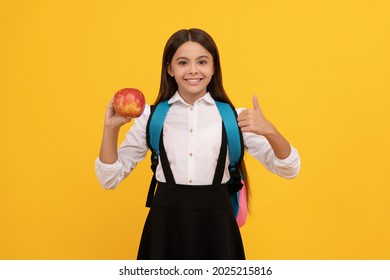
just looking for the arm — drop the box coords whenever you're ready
[237,96,300,177]
[95,99,149,189]
[99,98,132,164]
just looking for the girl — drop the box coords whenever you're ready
[95,28,300,260]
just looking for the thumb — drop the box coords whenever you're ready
[252,95,261,112]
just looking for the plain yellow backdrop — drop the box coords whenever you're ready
[1,0,389,259]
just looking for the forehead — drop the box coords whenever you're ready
[173,41,212,59]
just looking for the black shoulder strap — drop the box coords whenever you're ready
[145,105,158,207]
[146,104,156,150]
[212,124,228,185]
[145,103,176,206]
[158,131,175,184]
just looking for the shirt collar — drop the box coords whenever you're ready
[168,91,215,105]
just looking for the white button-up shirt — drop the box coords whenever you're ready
[95,92,300,189]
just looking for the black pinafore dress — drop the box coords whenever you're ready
[137,126,245,260]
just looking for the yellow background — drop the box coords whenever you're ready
[1,0,389,259]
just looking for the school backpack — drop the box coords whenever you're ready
[145,100,248,227]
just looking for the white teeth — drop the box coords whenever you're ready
[187,79,200,82]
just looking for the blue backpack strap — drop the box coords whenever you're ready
[215,101,244,217]
[147,100,171,153]
[145,100,170,207]
[215,101,243,166]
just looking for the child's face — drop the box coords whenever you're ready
[168,41,214,102]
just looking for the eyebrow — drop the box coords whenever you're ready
[175,55,210,61]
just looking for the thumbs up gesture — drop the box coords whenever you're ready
[237,96,275,136]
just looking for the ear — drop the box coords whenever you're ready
[167,65,174,77]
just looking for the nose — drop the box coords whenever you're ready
[188,63,198,74]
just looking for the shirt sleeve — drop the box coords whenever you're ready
[237,108,301,178]
[95,105,151,189]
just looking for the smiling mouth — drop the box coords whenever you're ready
[185,78,203,85]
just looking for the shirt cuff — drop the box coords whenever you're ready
[95,157,122,170]
[274,145,299,167]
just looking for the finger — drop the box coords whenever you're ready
[237,112,246,122]
[240,126,252,133]
[237,109,252,121]
[252,95,262,112]
[237,119,250,128]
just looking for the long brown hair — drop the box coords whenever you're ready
[155,28,251,210]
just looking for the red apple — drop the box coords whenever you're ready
[113,88,145,118]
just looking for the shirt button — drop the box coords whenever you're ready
[189,153,193,157]
[189,128,193,133]
[189,179,192,183]
[190,106,193,111]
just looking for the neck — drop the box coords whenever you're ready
[178,91,207,105]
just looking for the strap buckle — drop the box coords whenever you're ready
[150,151,159,171]
[228,164,243,194]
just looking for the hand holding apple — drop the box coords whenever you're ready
[104,98,133,129]
[99,88,146,164]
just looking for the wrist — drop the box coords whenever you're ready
[261,123,277,139]
[104,123,121,134]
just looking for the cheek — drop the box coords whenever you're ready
[172,67,186,77]
[206,66,215,77]
[206,69,214,79]
[173,75,183,85]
